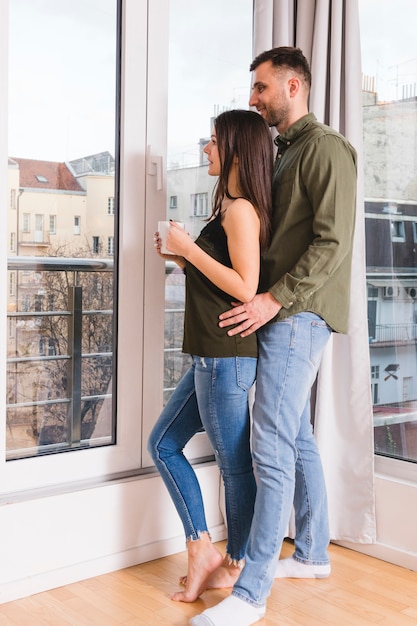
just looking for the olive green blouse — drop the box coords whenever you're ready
[261,113,358,334]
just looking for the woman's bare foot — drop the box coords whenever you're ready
[171,533,223,603]
[178,555,244,590]
[205,555,244,589]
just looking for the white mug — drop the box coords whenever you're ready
[157,220,185,255]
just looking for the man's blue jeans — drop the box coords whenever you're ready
[148,355,257,562]
[233,313,332,606]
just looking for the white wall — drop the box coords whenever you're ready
[0,464,226,604]
[339,457,417,571]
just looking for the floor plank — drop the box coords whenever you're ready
[1,540,417,625]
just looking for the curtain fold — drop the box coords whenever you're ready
[252,0,376,543]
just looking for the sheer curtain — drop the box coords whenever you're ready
[252,0,376,542]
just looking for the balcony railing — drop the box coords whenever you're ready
[369,323,417,344]
[6,256,114,460]
[6,257,188,460]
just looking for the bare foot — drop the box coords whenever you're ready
[178,555,244,590]
[205,555,244,589]
[171,533,223,603]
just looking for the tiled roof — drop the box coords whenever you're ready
[11,158,85,192]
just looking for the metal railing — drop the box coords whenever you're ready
[6,256,114,459]
[6,256,188,459]
[370,323,417,344]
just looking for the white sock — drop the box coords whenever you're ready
[275,556,331,579]
[190,595,266,626]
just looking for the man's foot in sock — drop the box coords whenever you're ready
[275,555,331,579]
[190,595,266,626]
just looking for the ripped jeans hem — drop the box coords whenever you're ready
[185,530,211,544]
[226,553,245,570]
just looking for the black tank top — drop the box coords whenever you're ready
[182,213,258,358]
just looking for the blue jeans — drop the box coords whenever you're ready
[233,313,332,607]
[148,355,257,562]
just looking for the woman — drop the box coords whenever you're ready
[148,109,273,603]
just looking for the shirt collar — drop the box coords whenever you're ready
[274,113,317,148]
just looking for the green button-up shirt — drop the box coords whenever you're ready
[260,113,357,334]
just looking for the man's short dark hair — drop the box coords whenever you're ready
[250,46,312,88]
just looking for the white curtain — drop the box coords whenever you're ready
[252,0,376,542]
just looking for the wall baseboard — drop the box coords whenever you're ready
[0,523,227,605]
[335,540,417,573]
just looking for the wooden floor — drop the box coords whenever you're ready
[2,540,417,625]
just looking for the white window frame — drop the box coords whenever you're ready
[0,0,160,495]
[191,191,208,217]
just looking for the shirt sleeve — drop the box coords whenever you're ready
[269,134,357,309]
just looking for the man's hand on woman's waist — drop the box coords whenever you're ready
[218,292,282,337]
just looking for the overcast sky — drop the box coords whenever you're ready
[8,0,252,164]
[359,0,417,101]
[8,0,417,163]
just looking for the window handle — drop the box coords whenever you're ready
[147,146,163,191]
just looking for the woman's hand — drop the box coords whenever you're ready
[165,221,194,258]
[153,229,185,269]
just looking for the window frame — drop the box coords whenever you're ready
[0,0,157,496]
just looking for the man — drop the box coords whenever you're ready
[191,46,357,626]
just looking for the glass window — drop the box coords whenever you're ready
[74,216,81,235]
[49,215,56,234]
[360,0,417,463]
[108,236,114,256]
[390,220,405,242]
[162,0,252,404]
[7,0,118,461]
[191,192,209,217]
[22,213,30,233]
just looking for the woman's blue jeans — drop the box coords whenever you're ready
[233,313,332,607]
[148,355,257,562]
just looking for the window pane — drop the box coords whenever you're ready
[164,0,253,404]
[7,0,118,459]
[360,0,417,462]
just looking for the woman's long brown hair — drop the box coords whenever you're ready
[210,109,273,252]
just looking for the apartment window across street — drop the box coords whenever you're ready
[390,220,405,242]
[49,214,56,234]
[108,236,114,256]
[22,213,30,233]
[93,236,100,254]
[108,197,115,215]
[191,192,208,217]
[9,272,15,297]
